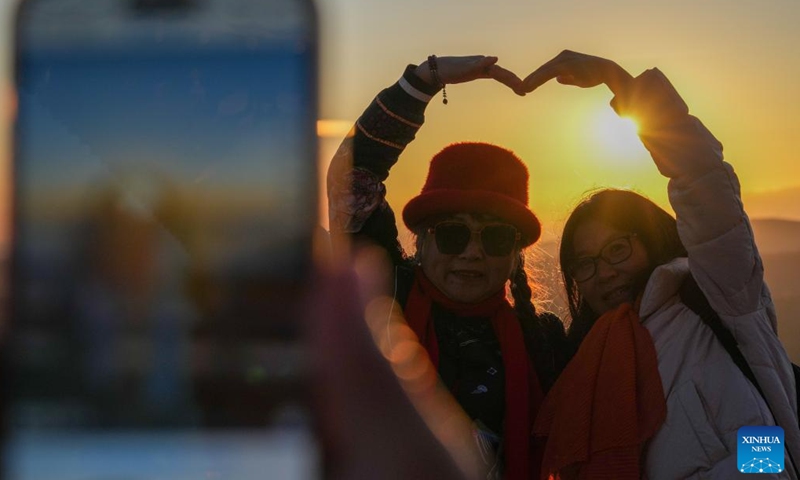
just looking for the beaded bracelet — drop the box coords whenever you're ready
[427,54,448,105]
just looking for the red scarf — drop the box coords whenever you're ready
[533,303,666,480]
[405,267,543,480]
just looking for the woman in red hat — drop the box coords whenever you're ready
[327,55,568,479]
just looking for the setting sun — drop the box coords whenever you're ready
[590,108,647,163]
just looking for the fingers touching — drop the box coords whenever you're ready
[486,64,525,95]
[426,50,629,98]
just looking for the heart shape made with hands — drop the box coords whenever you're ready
[432,50,633,99]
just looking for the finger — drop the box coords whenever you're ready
[522,66,561,93]
[476,55,499,68]
[308,266,468,480]
[487,64,524,93]
[520,50,577,92]
[556,74,575,85]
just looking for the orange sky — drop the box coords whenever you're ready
[314,0,800,245]
[0,0,798,248]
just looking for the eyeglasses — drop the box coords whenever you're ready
[567,234,637,282]
[427,222,520,257]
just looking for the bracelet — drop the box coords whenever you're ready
[427,54,448,105]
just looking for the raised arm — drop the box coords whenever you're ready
[522,50,766,319]
[326,56,522,263]
[613,68,764,319]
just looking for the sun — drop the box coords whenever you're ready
[590,108,648,163]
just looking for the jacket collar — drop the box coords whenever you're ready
[639,257,690,319]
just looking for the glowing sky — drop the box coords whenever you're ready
[314,0,800,243]
[0,0,798,246]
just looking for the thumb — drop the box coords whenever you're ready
[556,74,575,85]
[479,56,499,67]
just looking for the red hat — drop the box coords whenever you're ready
[402,142,541,245]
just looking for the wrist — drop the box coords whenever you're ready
[399,64,440,105]
[414,62,436,87]
[605,61,634,97]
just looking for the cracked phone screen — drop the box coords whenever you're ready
[5,0,319,478]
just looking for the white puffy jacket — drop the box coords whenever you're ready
[619,69,800,479]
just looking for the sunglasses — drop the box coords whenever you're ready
[427,222,521,257]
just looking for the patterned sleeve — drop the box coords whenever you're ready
[327,65,440,262]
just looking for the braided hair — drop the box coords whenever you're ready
[510,251,568,393]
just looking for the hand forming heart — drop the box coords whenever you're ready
[415,50,634,99]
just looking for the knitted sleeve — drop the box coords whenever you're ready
[327,65,440,264]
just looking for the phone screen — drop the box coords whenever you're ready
[5,0,318,478]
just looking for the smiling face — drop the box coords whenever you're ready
[571,219,652,315]
[419,213,519,304]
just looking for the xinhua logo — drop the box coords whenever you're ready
[738,426,785,474]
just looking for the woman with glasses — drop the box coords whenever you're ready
[559,190,686,354]
[523,51,800,479]
[327,55,568,480]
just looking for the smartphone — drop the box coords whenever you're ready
[5,0,318,478]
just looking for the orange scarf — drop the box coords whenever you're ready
[533,303,666,480]
[405,267,543,480]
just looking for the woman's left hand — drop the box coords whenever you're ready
[518,50,634,97]
[415,55,524,95]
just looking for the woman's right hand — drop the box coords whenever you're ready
[414,55,524,95]
[518,50,633,97]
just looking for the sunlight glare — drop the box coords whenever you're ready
[591,108,647,163]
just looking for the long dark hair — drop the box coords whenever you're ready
[559,189,687,351]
